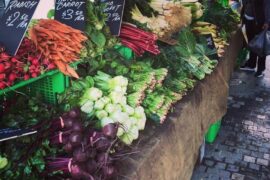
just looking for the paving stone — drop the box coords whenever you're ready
[244,120,254,126]
[256,97,264,102]
[204,160,215,167]
[215,162,226,170]
[257,115,266,119]
[225,140,235,146]
[219,170,231,179]
[197,165,207,173]
[227,164,239,172]
[258,127,267,133]
[258,147,269,153]
[247,145,258,151]
[244,155,256,163]
[248,126,258,131]
[263,153,270,160]
[238,101,245,105]
[232,104,241,108]
[249,163,260,171]
[256,158,269,166]
[231,173,245,180]
[263,133,270,138]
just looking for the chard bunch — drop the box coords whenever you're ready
[79,72,147,145]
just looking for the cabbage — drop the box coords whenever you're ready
[110,76,128,88]
[99,97,111,105]
[109,91,125,104]
[80,100,94,114]
[105,103,116,114]
[110,111,129,124]
[101,117,114,127]
[114,104,122,112]
[120,133,133,145]
[117,127,125,137]
[94,99,106,110]
[96,110,108,120]
[129,117,138,125]
[122,105,135,115]
[129,126,139,140]
[82,87,103,101]
[137,114,146,130]
[120,96,127,105]
[121,119,132,131]
[134,106,145,119]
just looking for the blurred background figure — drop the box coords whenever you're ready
[240,0,270,78]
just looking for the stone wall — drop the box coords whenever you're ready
[118,30,243,180]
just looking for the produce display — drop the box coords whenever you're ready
[29,19,87,78]
[0,0,240,179]
[192,21,228,57]
[120,24,160,56]
[130,0,192,39]
[0,38,53,89]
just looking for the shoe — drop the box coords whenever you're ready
[240,65,256,71]
[254,71,264,78]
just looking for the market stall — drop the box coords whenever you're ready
[0,0,241,179]
[117,30,243,180]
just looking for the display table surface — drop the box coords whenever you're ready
[117,30,243,180]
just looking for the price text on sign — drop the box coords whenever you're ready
[102,0,125,36]
[0,0,40,55]
[55,0,86,31]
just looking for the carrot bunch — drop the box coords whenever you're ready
[29,19,87,78]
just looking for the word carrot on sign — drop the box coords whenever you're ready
[0,0,40,55]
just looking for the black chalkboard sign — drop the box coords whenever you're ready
[202,34,219,60]
[101,0,125,36]
[0,0,40,55]
[0,128,37,142]
[54,0,86,31]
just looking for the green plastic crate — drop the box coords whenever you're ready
[0,71,69,105]
[114,45,134,60]
[29,72,69,104]
[205,120,222,143]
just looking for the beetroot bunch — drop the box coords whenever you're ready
[0,38,56,89]
[48,108,119,180]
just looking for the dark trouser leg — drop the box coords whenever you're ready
[257,56,266,72]
[244,18,257,68]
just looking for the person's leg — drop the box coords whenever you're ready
[255,56,266,77]
[245,19,257,68]
[241,18,257,69]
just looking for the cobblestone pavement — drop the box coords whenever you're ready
[192,58,270,180]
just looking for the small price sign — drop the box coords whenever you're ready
[202,34,219,60]
[0,0,40,55]
[55,0,86,31]
[101,0,125,36]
